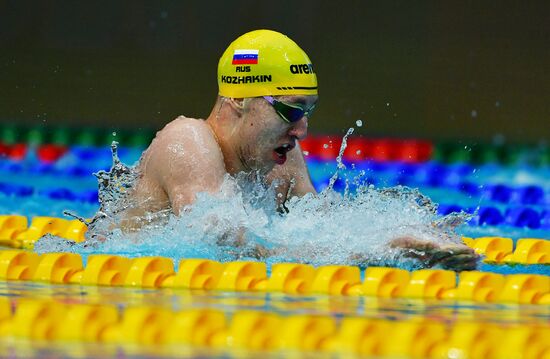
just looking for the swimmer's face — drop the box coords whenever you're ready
[237,95,318,172]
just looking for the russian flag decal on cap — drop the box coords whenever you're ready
[232,49,259,65]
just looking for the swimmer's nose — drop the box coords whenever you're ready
[289,117,308,140]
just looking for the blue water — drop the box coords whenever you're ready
[1,141,549,275]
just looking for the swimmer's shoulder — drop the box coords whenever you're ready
[148,115,219,152]
[166,115,205,127]
[144,115,225,176]
[158,115,210,137]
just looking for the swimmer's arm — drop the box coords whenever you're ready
[163,158,226,217]
[147,123,226,215]
[388,237,479,271]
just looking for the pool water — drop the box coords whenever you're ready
[0,130,549,358]
[8,140,550,272]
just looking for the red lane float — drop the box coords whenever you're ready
[1,137,433,164]
[301,136,433,163]
[7,144,27,161]
[37,144,68,163]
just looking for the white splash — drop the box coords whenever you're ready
[36,135,472,270]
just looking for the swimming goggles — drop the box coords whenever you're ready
[263,96,316,123]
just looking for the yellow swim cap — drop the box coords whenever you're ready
[218,29,318,98]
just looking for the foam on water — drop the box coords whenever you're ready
[35,131,473,270]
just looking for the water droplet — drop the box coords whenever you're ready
[323,144,329,149]
[355,120,363,127]
[303,150,309,156]
[112,132,117,137]
[356,150,362,155]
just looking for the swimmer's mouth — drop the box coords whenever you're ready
[273,143,294,164]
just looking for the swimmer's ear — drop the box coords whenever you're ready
[226,97,245,115]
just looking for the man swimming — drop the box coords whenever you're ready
[110,29,478,270]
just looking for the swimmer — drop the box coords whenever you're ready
[112,29,478,271]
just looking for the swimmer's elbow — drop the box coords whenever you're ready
[173,203,194,216]
[171,195,194,216]
[170,186,219,215]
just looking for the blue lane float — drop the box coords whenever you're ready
[437,204,550,230]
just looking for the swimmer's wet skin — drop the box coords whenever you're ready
[88,29,479,271]
[388,237,478,271]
